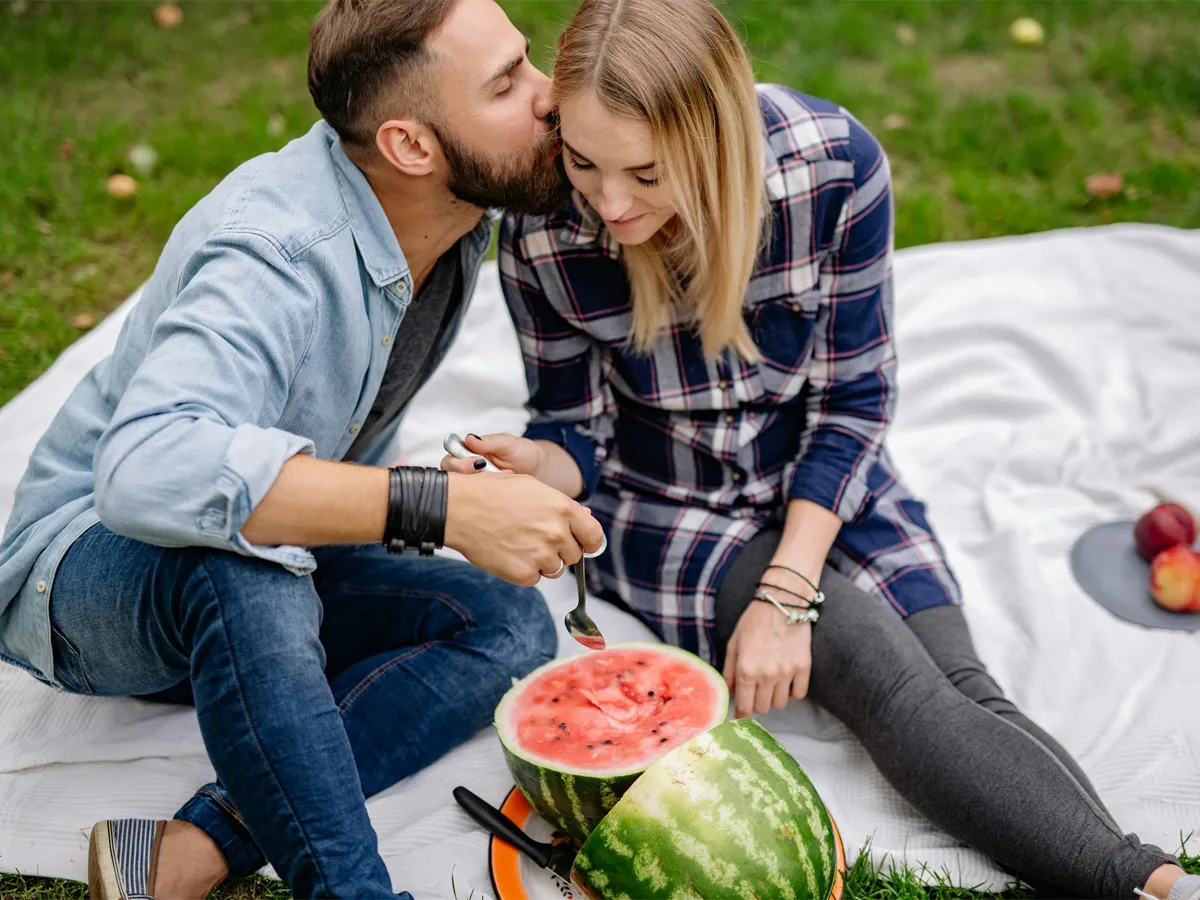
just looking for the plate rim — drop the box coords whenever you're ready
[489,784,848,900]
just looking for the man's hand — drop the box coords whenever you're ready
[444,470,604,586]
[722,600,813,719]
[440,432,542,477]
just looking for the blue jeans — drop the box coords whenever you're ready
[48,524,557,899]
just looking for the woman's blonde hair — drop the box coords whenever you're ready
[552,0,769,361]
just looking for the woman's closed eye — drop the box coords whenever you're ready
[566,153,660,187]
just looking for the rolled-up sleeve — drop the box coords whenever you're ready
[788,117,897,523]
[498,216,614,500]
[93,230,318,574]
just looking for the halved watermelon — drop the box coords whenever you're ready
[494,642,729,843]
[571,718,843,900]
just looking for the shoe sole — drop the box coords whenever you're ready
[88,821,121,900]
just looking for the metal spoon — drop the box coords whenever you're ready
[444,432,608,650]
[567,554,606,651]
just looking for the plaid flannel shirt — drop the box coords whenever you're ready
[499,85,961,663]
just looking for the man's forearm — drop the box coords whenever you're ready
[240,454,389,547]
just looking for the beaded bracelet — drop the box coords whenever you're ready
[763,564,825,606]
[753,587,820,625]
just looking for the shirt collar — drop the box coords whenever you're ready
[326,125,412,289]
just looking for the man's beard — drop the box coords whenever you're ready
[434,123,571,217]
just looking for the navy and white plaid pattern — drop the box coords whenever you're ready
[500,85,961,664]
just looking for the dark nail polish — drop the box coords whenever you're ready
[468,433,482,441]
[473,459,486,470]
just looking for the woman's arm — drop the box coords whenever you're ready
[787,116,897,526]
[495,213,616,500]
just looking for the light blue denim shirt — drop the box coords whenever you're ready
[0,120,493,687]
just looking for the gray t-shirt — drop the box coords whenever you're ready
[345,247,462,460]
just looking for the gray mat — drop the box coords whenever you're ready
[1070,520,1200,633]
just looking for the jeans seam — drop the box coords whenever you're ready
[197,786,250,832]
[337,642,436,715]
[195,557,332,896]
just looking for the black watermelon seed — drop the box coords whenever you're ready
[637,660,647,666]
[602,739,613,745]
[587,744,594,749]
[659,721,667,727]
[552,698,559,703]
[651,729,658,734]
[647,691,655,697]
[660,738,668,743]
[559,722,567,731]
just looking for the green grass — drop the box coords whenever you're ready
[2,0,1200,407]
[0,835,1196,899]
[1,1,1199,896]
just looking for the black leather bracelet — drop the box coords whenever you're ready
[383,466,448,556]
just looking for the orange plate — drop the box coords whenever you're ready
[489,785,847,900]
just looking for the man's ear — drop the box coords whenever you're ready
[376,119,438,177]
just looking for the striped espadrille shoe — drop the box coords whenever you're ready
[88,819,166,900]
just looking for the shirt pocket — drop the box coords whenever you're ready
[747,291,820,399]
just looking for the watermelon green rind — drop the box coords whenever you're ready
[571,718,838,900]
[494,642,730,843]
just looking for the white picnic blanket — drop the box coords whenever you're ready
[2,224,1198,895]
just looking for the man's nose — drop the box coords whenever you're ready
[531,69,554,123]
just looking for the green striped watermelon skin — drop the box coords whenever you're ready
[499,745,639,844]
[570,718,838,900]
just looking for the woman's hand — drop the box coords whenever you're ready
[440,433,542,477]
[722,599,813,719]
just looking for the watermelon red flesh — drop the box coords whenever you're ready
[495,643,729,843]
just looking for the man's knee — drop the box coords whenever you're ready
[472,581,557,676]
[181,549,325,666]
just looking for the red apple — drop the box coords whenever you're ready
[1149,545,1200,613]
[1133,502,1196,562]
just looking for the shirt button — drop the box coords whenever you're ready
[790,301,803,313]
[36,580,47,593]
[349,425,361,435]
[725,414,736,425]
[381,335,390,346]
[732,471,744,484]
[718,380,730,390]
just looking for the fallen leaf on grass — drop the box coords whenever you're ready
[895,23,916,46]
[272,59,289,76]
[268,114,286,137]
[1085,172,1124,199]
[70,313,98,331]
[59,140,74,160]
[882,113,908,131]
[154,2,182,28]
[1,272,13,288]
[36,220,52,236]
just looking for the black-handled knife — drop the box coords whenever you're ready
[452,786,576,881]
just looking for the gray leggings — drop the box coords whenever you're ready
[715,528,1178,899]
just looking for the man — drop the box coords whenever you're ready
[0,0,602,896]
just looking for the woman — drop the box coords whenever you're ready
[444,1,1197,898]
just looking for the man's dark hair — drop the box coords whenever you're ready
[307,0,457,149]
